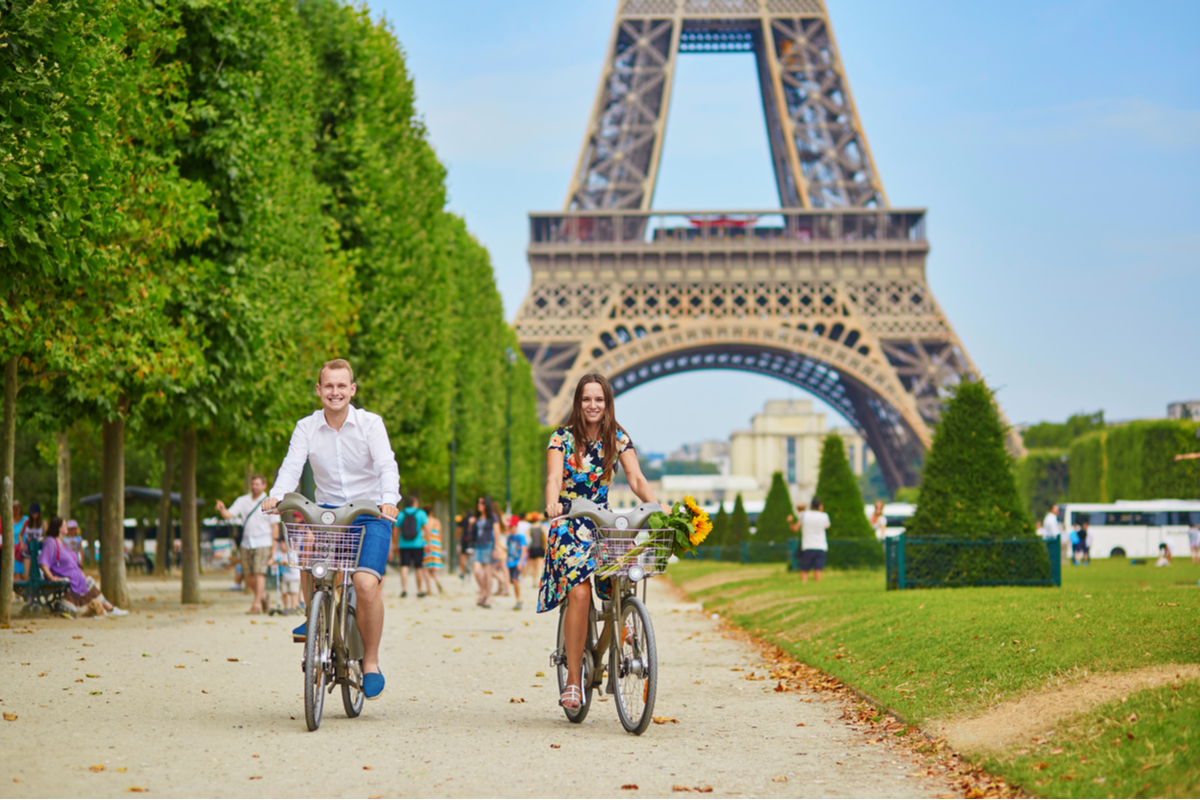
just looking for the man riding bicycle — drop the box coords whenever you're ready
[262,358,399,700]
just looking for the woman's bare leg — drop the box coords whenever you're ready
[562,582,591,703]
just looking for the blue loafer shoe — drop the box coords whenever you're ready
[363,671,385,700]
[292,622,306,643]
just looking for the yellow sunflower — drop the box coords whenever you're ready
[684,495,702,516]
[689,511,713,546]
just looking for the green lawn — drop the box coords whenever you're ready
[668,557,1200,796]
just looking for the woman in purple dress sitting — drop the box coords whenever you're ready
[37,518,128,617]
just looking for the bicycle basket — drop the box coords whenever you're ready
[282,521,364,572]
[592,528,673,579]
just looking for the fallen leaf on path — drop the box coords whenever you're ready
[453,647,462,652]
[492,635,504,640]
[729,667,743,671]
[443,635,454,638]
[1032,762,1048,771]
[695,787,712,793]
[773,776,788,782]
[482,691,492,695]
[201,690,209,694]
[363,766,373,770]
[652,717,679,724]
[127,787,147,792]
[175,665,185,669]
[3,713,16,721]
[72,635,82,639]
[227,658,239,662]
[86,674,99,678]
[141,654,150,658]
[206,621,214,625]
[75,679,84,683]
[796,722,806,727]
[672,786,691,792]
[535,671,545,677]
[90,691,102,695]
[90,766,106,772]
[550,744,561,749]
[510,698,525,703]
[621,784,638,790]
[117,768,126,773]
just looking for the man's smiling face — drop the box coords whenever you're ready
[317,367,356,413]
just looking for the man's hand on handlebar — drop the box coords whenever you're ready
[262,496,279,513]
[380,504,398,521]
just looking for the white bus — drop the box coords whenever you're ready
[1058,500,1200,559]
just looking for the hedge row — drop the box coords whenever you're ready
[1070,420,1200,502]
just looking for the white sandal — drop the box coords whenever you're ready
[559,685,583,709]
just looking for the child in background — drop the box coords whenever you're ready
[506,518,528,611]
[422,507,444,595]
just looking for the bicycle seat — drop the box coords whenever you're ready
[563,498,663,532]
[273,493,385,527]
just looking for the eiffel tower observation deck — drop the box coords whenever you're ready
[514,0,1022,492]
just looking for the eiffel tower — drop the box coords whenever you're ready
[513,0,1023,492]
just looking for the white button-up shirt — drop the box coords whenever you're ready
[270,405,400,507]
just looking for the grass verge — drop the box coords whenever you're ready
[668,557,1200,796]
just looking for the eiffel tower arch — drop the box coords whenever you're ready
[514,0,1023,492]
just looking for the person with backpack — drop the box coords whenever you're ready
[395,494,428,598]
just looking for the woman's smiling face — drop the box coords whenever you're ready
[580,381,605,426]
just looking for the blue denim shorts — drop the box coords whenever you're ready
[321,505,391,581]
[474,547,494,565]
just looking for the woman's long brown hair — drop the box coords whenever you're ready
[564,373,631,483]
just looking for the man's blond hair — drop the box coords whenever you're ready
[318,358,355,385]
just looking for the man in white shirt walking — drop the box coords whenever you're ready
[789,498,831,584]
[263,359,400,700]
[215,473,277,615]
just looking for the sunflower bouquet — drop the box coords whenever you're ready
[594,496,713,578]
[647,495,713,558]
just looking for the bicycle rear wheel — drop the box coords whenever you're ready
[614,596,657,735]
[304,590,329,731]
[555,605,593,723]
[340,589,364,718]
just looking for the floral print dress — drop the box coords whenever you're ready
[537,425,632,613]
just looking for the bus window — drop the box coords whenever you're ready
[1089,512,1106,526]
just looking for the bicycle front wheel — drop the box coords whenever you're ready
[555,605,593,723]
[614,595,657,735]
[304,590,329,731]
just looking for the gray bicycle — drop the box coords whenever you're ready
[276,493,385,731]
[550,499,673,735]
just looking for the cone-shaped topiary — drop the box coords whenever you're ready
[814,433,884,567]
[901,379,1048,586]
[709,502,730,546]
[729,493,749,544]
[756,471,794,541]
[904,380,1035,540]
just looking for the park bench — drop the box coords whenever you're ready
[13,538,70,617]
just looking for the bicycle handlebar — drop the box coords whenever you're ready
[273,493,392,526]
[551,498,663,532]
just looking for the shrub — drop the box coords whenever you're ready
[814,433,883,567]
[1013,448,1068,517]
[1106,420,1200,500]
[709,502,730,546]
[902,380,1047,586]
[729,493,749,544]
[756,471,793,542]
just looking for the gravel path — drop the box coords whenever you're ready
[2,571,956,798]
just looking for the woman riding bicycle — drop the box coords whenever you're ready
[538,373,666,710]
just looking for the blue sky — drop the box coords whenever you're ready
[367,0,1200,454]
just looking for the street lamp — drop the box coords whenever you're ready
[504,347,518,516]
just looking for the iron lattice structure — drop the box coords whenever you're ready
[514,0,1022,492]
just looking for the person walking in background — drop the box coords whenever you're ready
[869,500,886,541]
[525,512,546,590]
[1188,521,1200,565]
[395,495,428,598]
[1078,520,1092,566]
[472,496,501,608]
[276,512,303,614]
[65,520,84,564]
[38,518,128,617]
[506,517,528,611]
[422,507,444,595]
[790,497,830,584]
[215,473,278,614]
[493,516,512,598]
[457,513,473,581]
[10,500,28,580]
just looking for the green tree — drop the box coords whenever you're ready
[756,471,794,542]
[709,503,730,546]
[729,493,749,544]
[814,433,883,567]
[904,382,1035,540]
[1022,411,1105,449]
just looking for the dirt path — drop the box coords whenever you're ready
[2,571,957,798]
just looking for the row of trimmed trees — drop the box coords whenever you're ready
[0,0,542,625]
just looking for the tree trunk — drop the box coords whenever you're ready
[56,431,71,520]
[101,413,130,610]
[0,355,17,627]
[180,429,200,604]
[154,442,175,576]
